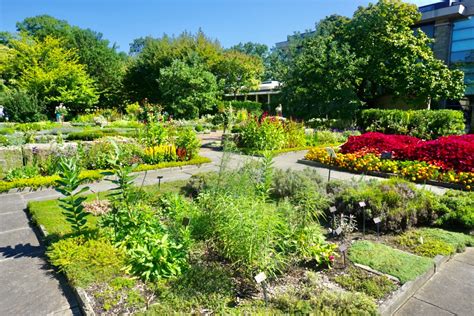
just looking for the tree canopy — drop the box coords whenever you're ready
[281,0,465,119]
[0,35,98,116]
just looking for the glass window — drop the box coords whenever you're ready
[452,28,474,42]
[453,16,474,30]
[452,39,474,52]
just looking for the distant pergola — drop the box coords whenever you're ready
[224,80,282,104]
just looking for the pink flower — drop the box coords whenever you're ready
[329,255,335,262]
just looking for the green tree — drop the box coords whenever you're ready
[214,50,264,98]
[159,59,219,118]
[230,42,269,59]
[16,15,127,108]
[345,0,464,106]
[0,35,98,116]
[282,35,362,119]
[124,31,223,104]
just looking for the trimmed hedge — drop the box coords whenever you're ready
[360,109,465,139]
[0,156,211,193]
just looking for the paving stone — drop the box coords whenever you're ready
[0,193,26,213]
[395,297,455,316]
[0,228,41,260]
[0,256,77,315]
[0,211,30,232]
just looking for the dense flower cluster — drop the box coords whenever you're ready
[340,133,474,172]
[305,147,473,190]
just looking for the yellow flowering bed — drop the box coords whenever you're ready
[305,147,473,190]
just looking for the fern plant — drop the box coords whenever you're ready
[55,157,90,234]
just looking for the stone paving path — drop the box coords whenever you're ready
[0,141,452,315]
[395,248,474,316]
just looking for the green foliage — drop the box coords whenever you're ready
[159,59,218,119]
[281,0,465,118]
[175,127,200,160]
[333,267,397,299]
[229,100,262,114]
[55,157,90,234]
[4,165,40,181]
[101,204,190,282]
[239,118,286,151]
[0,35,98,116]
[436,191,474,230]
[271,273,378,315]
[47,236,126,287]
[0,89,46,122]
[336,178,443,231]
[15,15,127,108]
[397,228,474,257]
[349,240,433,284]
[271,168,324,199]
[360,109,465,139]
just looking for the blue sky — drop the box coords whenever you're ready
[1,0,435,53]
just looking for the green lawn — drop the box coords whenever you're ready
[349,240,433,284]
[27,179,188,237]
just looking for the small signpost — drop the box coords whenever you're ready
[339,244,348,268]
[381,151,393,160]
[254,272,268,305]
[329,206,337,230]
[182,217,190,227]
[373,217,381,238]
[325,147,337,182]
[335,227,343,236]
[157,175,164,189]
[359,201,367,236]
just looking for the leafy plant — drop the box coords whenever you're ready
[333,267,397,299]
[47,236,126,287]
[175,127,200,160]
[55,157,90,234]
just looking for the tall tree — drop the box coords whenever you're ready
[214,50,264,98]
[159,59,218,118]
[345,0,464,106]
[15,15,127,108]
[230,42,269,59]
[0,35,98,115]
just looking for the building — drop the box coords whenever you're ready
[224,80,281,104]
[415,0,474,125]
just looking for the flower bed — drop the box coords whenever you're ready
[305,147,473,190]
[340,132,474,172]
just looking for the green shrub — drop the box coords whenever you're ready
[336,178,442,231]
[101,203,190,282]
[332,267,397,299]
[67,130,105,141]
[349,240,433,284]
[436,191,474,230]
[0,89,46,122]
[175,127,200,160]
[272,168,324,199]
[360,109,465,139]
[238,117,286,151]
[229,100,262,114]
[4,165,40,181]
[272,273,378,315]
[47,236,126,287]
[397,228,474,257]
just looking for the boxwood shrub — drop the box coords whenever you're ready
[360,109,465,139]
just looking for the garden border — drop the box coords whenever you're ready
[297,159,466,190]
[34,221,96,316]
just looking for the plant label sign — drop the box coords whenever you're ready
[339,244,348,253]
[373,217,381,224]
[335,227,343,235]
[325,147,337,159]
[381,152,392,160]
[329,206,337,213]
[182,217,190,227]
[254,272,267,284]
[359,201,366,208]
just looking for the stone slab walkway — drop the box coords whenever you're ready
[395,248,474,316]
[0,145,450,314]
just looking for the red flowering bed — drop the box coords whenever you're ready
[341,132,474,172]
